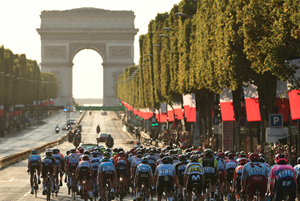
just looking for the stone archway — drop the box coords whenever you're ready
[37,7,138,106]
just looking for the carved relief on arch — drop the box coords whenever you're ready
[69,43,106,62]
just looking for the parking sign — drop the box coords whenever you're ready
[269,114,283,127]
[213,117,221,125]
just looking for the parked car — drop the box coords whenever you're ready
[67,118,77,125]
[97,133,109,143]
[102,111,107,115]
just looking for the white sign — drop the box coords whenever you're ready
[265,127,289,143]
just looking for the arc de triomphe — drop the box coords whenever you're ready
[37,8,138,106]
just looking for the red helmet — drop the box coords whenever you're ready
[82,155,89,161]
[239,158,248,165]
[217,152,224,158]
[228,153,234,159]
[275,154,288,164]
[249,153,260,161]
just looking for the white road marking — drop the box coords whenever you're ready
[23,191,30,197]
[9,178,14,181]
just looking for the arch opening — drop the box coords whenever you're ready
[73,49,103,106]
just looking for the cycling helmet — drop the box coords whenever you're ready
[45,149,52,156]
[84,150,90,155]
[157,148,161,153]
[66,150,70,155]
[82,155,89,161]
[297,157,300,164]
[149,150,154,155]
[56,148,60,153]
[119,151,125,156]
[236,152,239,156]
[52,148,59,154]
[166,145,172,150]
[137,153,143,158]
[217,152,224,158]
[170,149,177,156]
[162,156,172,164]
[259,157,266,163]
[204,149,213,157]
[177,149,182,155]
[113,148,118,153]
[259,153,264,158]
[99,145,104,149]
[92,151,98,157]
[108,134,111,137]
[106,148,111,153]
[141,157,148,164]
[249,153,260,162]
[159,153,165,158]
[179,154,187,161]
[240,152,246,158]
[224,150,230,156]
[190,155,198,162]
[31,149,37,155]
[275,154,288,164]
[228,153,234,160]
[118,148,124,152]
[103,152,110,158]
[78,147,84,153]
[185,148,192,153]
[240,151,245,155]
[136,141,141,145]
[172,155,178,161]
[239,158,248,165]
[70,148,76,153]
[136,151,142,156]
[94,147,100,152]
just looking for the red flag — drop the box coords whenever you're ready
[155,109,159,121]
[220,88,235,121]
[186,93,196,122]
[289,89,300,120]
[244,83,261,122]
[276,80,289,122]
[183,94,191,119]
[173,102,183,120]
[167,104,174,122]
[159,103,168,123]
[0,105,4,116]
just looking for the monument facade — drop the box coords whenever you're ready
[37,8,138,106]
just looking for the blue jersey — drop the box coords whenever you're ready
[98,161,115,174]
[241,162,268,180]
[99,158,113,164]
[28,154,41,166]
[217,158,226,170]
[90,157,101,171]
[136,164,152,173]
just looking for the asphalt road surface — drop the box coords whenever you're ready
[0,111,146,201]
[0,110,81,159]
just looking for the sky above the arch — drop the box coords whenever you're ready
[0,0,180,99]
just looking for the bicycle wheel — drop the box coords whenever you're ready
[34,174,38,198]
[120,183,123,201]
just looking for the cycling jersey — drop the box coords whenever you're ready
[217,158,226,183]
[42,156,56,178]
[99,158,113,164]
[156,158,162,166]
[67,153,79,172]
[76,160,93,180]
[294,164,300,193]
[270,164,297,200]
[90,157,101,177]
[198,157,218,184]
[226,159,237,183]
[233,165,244,191]
[98,161,115,187]
[28,154,41,174]
[155,164,176,196]
[241,162,268,198]
[175,161,189,186]
[52,153,63,172]
[116,156,129,178]
[135,163,152,187]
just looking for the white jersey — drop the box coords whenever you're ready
[294,164,300,176]
[154,164,175,177]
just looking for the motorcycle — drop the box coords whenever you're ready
[96,127,100,134]
[106,140,114,148]
[89,111,92,115]
[68,132,74,143]
[55,127,60,133]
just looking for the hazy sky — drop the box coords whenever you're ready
[0,0,180,98]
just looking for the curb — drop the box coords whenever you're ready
[0,110,86,169]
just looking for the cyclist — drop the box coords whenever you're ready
[52,148,63,193]
[175,154,189,201]
[233,157,247,201]
[134,157,153,201]
[131,152,143,198]
[217,152,226,200]
[105,134,114,148]
[184,155,204,201]
[41,149,56,195]
[76,155,93,199]
[241,152,268,201]
[64,150,70,183]
[90,151,101,196]
[199,148,218,200]
[56,148,65,186]
[66,148,79,192]
[154,156,177,201]
[146,150,157,175]
[225,152,237,200]
[294,157,300,199]
[98,156,117,201]
[28,149,42,194]
[115,151,129,195]
[269,154,297,201]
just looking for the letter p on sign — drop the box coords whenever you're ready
[270,114,283,127]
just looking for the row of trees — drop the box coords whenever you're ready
[0,45,58,109]
[117,0,300,150]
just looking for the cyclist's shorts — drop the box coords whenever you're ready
[186,174,202,194]
[226,169,235,183]
[137,173,150,187]
[42,166,53,178]
[204,173,216,185]
[78,167,91,180]
[69,163,78,173]
[218,169,225,183]
[274,178,296,201]
[150,164,156,175]
[157,176,174,196]
[246,175,267,198]
[178,174,184,186]
[236,178,242,192]
[100,173,115,187]
[30,165,40,174]
[116,164,127,178]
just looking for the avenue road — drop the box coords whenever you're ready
[0,111,81,159]
[0,111,146,201]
